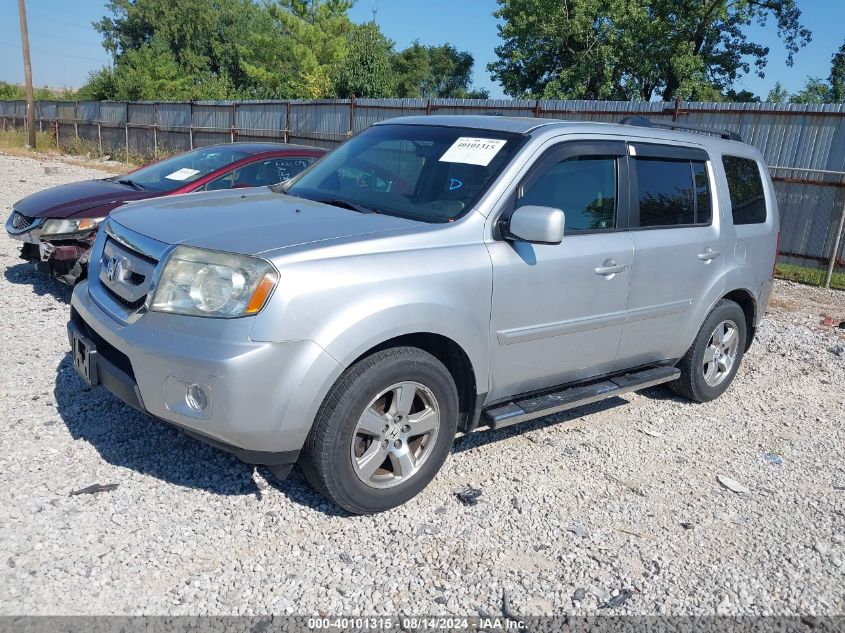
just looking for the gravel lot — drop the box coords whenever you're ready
[1,151,843,617]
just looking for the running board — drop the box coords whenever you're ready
[482,366,680,430]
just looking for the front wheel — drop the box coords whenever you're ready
[670,299,747,403]
[300,347,459,514]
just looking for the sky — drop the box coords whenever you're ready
[0,0,842,100]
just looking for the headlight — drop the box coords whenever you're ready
[149,246,278,318]
[41,217,105,237]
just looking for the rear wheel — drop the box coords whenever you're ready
[670,299,747,402]
[300,346,458,514]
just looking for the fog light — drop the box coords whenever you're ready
[185,384,209,411]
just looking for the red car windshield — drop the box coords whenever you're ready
[117,146,252,192]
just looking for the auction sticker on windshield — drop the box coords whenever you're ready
[439,137,507,166]
[165,168,201,181]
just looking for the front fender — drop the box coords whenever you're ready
[316,301,489,390]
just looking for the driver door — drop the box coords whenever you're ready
[487,141,633,400]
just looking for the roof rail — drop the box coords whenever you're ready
[619,115,743,142]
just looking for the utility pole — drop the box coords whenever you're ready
[17,0,36,148]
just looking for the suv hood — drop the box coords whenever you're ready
[109,188,424,255]
[14,179,155,219]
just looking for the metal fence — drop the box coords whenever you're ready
[1,97,844,278]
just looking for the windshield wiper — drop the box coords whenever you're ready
[319,198,380,214]
[117,178,146,191]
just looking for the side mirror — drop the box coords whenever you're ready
[503,205,565,245]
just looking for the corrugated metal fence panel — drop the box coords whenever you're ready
[37,101,57,121]
[100,102,127,125]
[97,102,127,155]
[235,102,287,142]
[127,102,156,155]
[192,102,232,147]
[289,100,351,149]
[54,101,77,146]
[158,102,190,128]
[77,101,100,144]
[156,102,191,152]
[354,98,426,133]
[776,182,845,266]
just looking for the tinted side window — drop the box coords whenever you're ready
[723,156,766,224]
[635,158,694,226]
[518,156,617,233]
[634,158,711,227]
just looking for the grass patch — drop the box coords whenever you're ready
[775,262,845,290]
[0,128,182,173]
[0,128,58,153]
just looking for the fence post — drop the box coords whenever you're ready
[284,102,290,143]
[189,102,194,150]
[824,199,845,289]
[231,102,236,143]
[153,102,158,157]
[96,101,102,156]
[74,101,79,140]
[349,95,355,137]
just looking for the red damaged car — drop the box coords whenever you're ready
[5,142,325,284]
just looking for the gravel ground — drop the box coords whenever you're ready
[1,151,844,617]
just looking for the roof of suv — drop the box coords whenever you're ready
[375,115,748,149]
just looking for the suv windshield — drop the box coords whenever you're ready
[115,145,252,192]
[286,124,525,223]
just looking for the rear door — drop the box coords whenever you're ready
[487,141,634,400]
[615,142,725,367]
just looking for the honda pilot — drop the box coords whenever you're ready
[67,115,779,513]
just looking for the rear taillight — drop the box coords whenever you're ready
[772,231,780,278]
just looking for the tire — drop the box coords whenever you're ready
[300,346,459,514]
[670,299,747,403]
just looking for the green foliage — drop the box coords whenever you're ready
[393,41,488,98]
[488,0,811,101]
[238,0,354,99]
[0,81,77,101]
[335,22,396,98]
[77,0,486,101]
[790,78,833,104]
[763,41,845,104]
[767,81,790,103]
[831,42,845,102]
[775,263,845,290]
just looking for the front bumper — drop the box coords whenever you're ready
[5,211,43,244]
[69,281,341,466]
[38,239,92,285]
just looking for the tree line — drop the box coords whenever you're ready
[1,0,843,104]
[76,0,488,101]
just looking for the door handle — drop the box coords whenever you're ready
[698,248,721,262]
[595,260,627,276]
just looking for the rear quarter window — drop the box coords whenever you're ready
[723,156,767,224]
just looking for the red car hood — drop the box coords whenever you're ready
[13,179,159,219]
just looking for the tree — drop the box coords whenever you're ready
[335,22,396,98]
[393,42,431,98]
[93,0,260,85]
[829,41,845,102]
[766,81,790,103]
[238,0,353,98]
[488,0,812,101]
[394,42,489,99]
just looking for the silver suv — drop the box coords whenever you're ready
[67,116,779,513]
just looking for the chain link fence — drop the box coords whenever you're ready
[1,98,844,283]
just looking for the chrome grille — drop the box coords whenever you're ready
[98,237,158,311]
[10,211,37,231]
